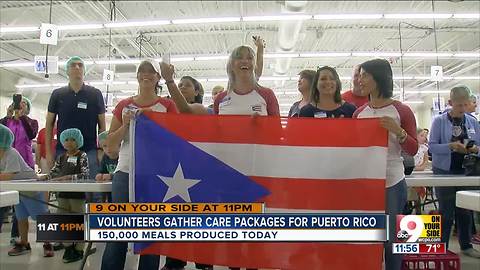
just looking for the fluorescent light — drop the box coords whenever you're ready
[394,90,450,94]
[171,57,194,62]
[114,95,133,100]
[403,52,453,57]
[452,14,480,19]
[58,24,104,30]
[384,14,452,19]
[314,14,383,20]
[0,26,39,33]
[299,52,351,57]
[454,76,480,80]
[172,17,240,24]
[352,52,402,57]
[243,15,312,21]
[95,59,141,65]
[88,82,104,86]
[403,100,425,104]
[195,55,229,61]
[16,84,49,89]
[104,20,170,28]
[0,62,33,67]
[259,76,290,81]
[264,53,299,58]
[15,83,63,89]
[453,53,480,58]
[207,78,228,82]
[112,81,127,85]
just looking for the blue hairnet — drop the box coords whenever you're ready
[60,128,84,149]
[0,125,14,149]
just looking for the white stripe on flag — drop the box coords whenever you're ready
[192,142,387,180]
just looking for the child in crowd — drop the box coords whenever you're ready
[0,124,53,257]
[95,131,118,202]
[47,128,89,263]
[95,131,118,183]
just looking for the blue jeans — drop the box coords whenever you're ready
[433,167,475,250]
[385,180,407,270]
[101,171,160,270]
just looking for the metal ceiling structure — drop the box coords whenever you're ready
[1,0,479,115]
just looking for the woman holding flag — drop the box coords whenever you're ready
[353,58,418,270]
[160,45,278,269]
[100,59,178,270]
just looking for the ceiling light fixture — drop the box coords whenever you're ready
[172,17,241,24]
[104,20,170,28]
[58,24,104,30]
[314,14,383,20]
[242,15,312,21]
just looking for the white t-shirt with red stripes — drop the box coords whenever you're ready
[214,87,280,116]
[113,97,178,173]
[354,100,418,187]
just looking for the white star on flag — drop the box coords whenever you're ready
[157,163,201,202]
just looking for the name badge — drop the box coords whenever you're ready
[67,156,77,164]
[77,102,88,109]
[314,111,328,118]
[219,98,231,107]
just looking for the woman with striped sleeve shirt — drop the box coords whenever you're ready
[353,59,418,270]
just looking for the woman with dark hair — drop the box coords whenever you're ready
[288,69,315,117]
[353,59,418,270]
[100,59,178,270]
[299,66,356,118]
[0,96,38,169]
[179,76,204,104]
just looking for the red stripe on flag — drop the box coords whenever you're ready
[252,177,386,211]
[143,112,388,147]
[140,242,383,270]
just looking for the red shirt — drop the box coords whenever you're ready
[341,90,369,108]
[37,127,57,159]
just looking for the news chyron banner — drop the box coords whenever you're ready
[131,113,388,269]
[36,203,386,242]
[84,203,386,242]
[393,215,446,255]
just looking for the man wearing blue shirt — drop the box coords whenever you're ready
[429,85,480,258]
[45,56,106,180]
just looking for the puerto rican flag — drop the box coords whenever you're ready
[131,112,387,270]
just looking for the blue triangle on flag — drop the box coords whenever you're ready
[134,115,270,203]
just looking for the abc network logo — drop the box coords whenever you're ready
[396,215,424,243]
